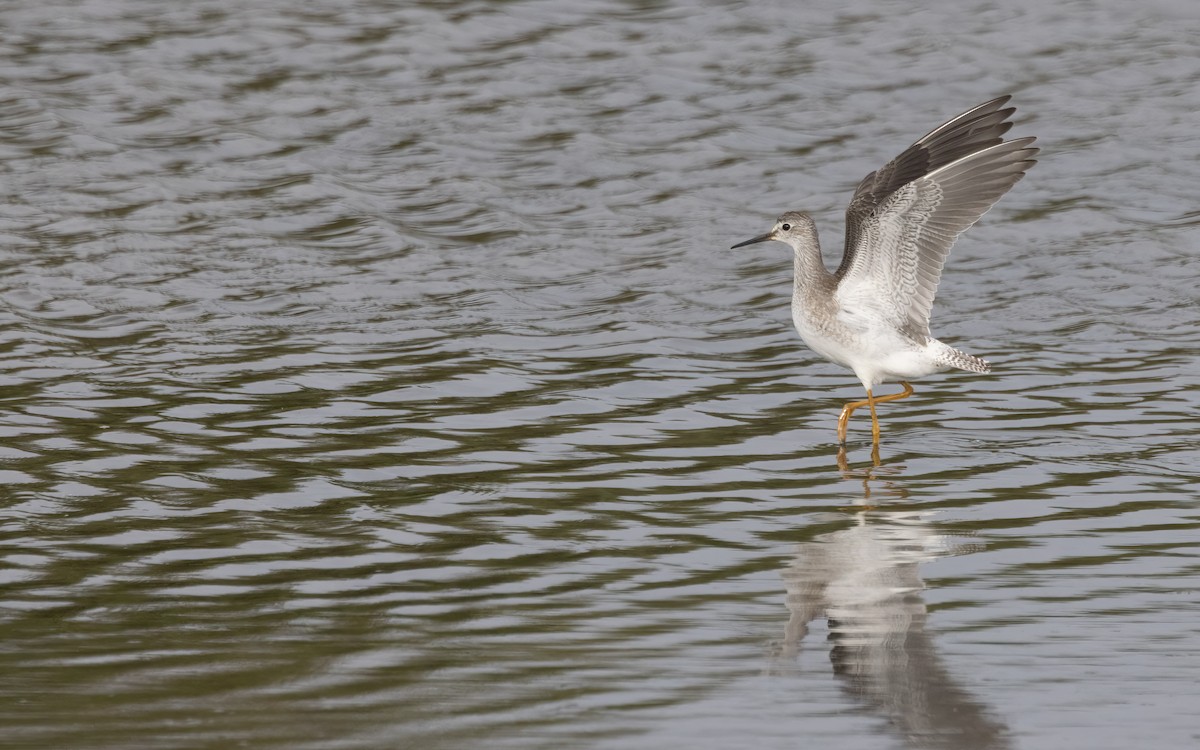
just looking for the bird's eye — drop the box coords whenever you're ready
[781,223,791,231]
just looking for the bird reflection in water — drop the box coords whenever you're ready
[772,459,1010,750]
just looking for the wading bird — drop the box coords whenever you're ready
[732,96,1037,446]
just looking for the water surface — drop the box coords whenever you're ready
[2,1,1199,748]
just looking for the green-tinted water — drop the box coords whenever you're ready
[2,1,1199,748]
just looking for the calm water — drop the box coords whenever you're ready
[2,0,1199,748]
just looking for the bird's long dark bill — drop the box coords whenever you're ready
[730,232,774,249]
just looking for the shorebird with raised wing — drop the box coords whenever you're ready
[732,96,1037,446]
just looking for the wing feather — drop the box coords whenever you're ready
[836,95,1017,279]
[834,97,1037,338]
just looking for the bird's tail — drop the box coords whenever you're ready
[938,344,991,374]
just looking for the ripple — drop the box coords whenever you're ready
[1,1,1200,749]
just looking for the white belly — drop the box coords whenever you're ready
[793,310,946,389]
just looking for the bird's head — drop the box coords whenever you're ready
[730,211,815,249]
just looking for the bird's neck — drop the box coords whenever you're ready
[791,229,834,293]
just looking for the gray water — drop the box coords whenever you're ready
[2,1,1199,748]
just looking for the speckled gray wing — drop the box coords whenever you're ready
[837,96,1015,279]
[835,98,1038,338]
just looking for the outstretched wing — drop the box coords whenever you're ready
[835,97,1038,338]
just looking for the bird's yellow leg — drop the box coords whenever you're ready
[871,381,915,406]
[868,390,880,444]
[836,382,915,443]
[836,396,865,443]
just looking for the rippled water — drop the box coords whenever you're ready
[2,0,1199,748]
